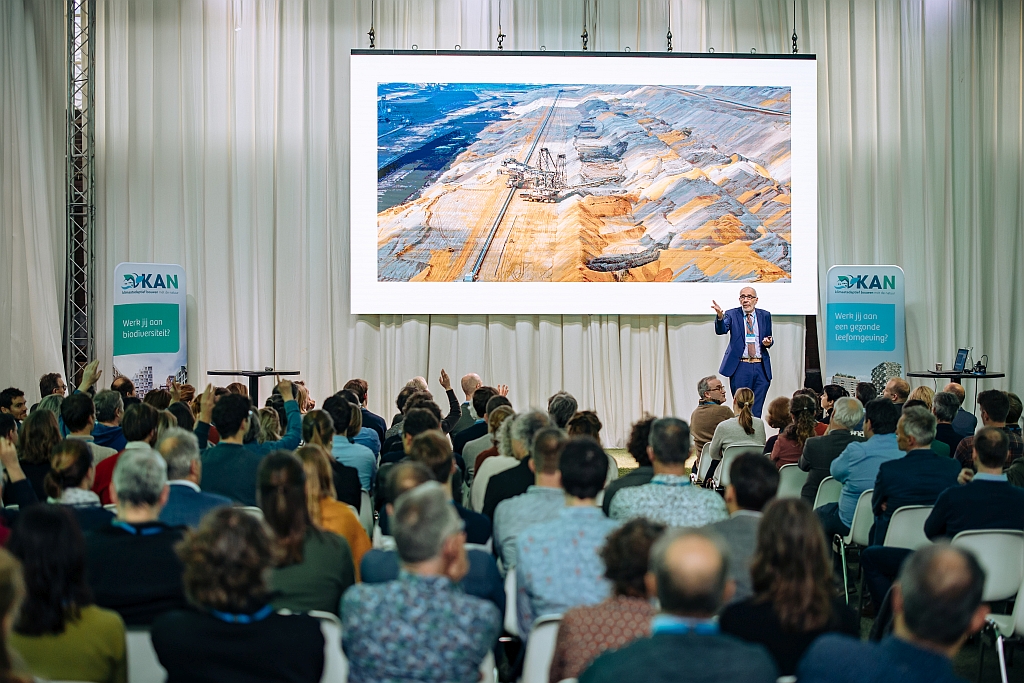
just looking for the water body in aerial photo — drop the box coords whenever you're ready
[376,82,792,284]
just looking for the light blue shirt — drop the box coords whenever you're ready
[493,486,566,570]
[973,473,1008,482]
[741,310,761,359]
[331,435,377,491]
[831,432,903,527]
[352,427,381,456]
[516,506,619,636]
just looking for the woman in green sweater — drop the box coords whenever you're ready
[8,506,126,683]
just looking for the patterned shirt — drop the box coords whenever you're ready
[493,486,566,569]
[516,506,620,636]
[342,572,501,683]
[609,474,728,527]
[549,596,655,681]
[954,427,1024,468]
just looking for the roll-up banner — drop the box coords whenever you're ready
[112,263,187,398]
[824,265,905,395]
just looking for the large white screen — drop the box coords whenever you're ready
[351,51,817,314]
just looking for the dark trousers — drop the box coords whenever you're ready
[730,361,770,417]
[815,502,851,561]
[860,546,913,606]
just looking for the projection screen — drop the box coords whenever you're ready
[350,51,817,314]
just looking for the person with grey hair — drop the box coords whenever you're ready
[610,418,728,528]
[689,374,734,457]
[157,427,231,528]
[932,391,965,455]
[580,528,777,683]
[798,397,866,504]
[799,544,988,683]
[91,389,127,451]
[342,482,501,683]
[85,447,188,626]
[481,410,553,519]
[547,391,578,429]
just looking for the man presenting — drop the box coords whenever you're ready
[712,287,773,417]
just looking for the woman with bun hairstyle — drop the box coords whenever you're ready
[45,440,114,532]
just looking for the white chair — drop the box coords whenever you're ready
[372,526,396,551]
[835,488,873,604]
[775,464,808,499]
[358,491,373,537]
[103,503,117,512]
[519,614,562,683]
[812,476,842,509]
[238,506,264,520]
[126,629,167,683]
[479,651,497,683]
[605,453,619,484]
[308,610,348,683]
[504,570,519,637]
[983,573,1024,683]
[694,443,713,484]
[882,505,933,550]
[716,445,766,487]
[466,540,493,554]
[952,529,1024,602]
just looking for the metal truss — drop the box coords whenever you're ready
[64,0,96,385]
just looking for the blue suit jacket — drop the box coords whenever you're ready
[159,483,232,528]
[715,307,773,380]
[870,449,960,544]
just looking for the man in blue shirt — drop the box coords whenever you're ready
[798,543,988,683]
[817,398,903,549]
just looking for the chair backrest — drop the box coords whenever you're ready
[952,529,1024,602]
[812,476,842,509]
[308,610,349,683]
[775,464,809,499]
[238,506,264,520]
[126,629,167,683]
[844,489,874,546]
[466,541,493,554]
[717,445,766,487]
[695,443,713,483]
[520,615,563,683]
[883,505,934,550]
[358,491,373,536]
[479,651,497,683]
[103,503,117,512]
[372,526,396,551]
[503,570,518,637]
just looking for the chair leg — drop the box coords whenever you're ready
[839,539,850,604]
[979,635,985,683]
[996,635,1009,683]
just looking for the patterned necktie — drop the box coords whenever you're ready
[746,313,756,358]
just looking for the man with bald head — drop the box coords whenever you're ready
[712,287,774,417]
[581,528,777,683]
[450,373,483,436]
[883,377,910,405]
[944,382,978,438]
[799,544,988,683]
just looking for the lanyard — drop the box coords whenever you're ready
[111,520,164,536]
[210,604,274,624]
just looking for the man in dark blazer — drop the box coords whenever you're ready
[870,407,960,545]
[580,528,778,683]
[932,391,965,455]
[481,411,553,519]
[713,287,773,417]
[798,397,866,503]
[157,427,231,528]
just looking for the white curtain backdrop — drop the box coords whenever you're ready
[0,0,65,399]
[5,0,1022,445]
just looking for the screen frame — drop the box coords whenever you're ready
[351,50,819,315]
[953,348,971,373]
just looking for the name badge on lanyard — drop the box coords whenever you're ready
[745,332,757,345]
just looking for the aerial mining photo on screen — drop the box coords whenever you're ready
[376,83,792,283]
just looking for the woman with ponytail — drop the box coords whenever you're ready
[770,394,819,469]
[44,440,114,532]
[707,387,767,462]
[302,411,362,510]
[258,451,355,615]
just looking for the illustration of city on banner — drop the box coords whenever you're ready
[376,83,792,284]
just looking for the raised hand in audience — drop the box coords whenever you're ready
[496,384,509,397]
[169,381,182,404]
[199,384,215,424]
[276,380,294,402]
[0,437,24,483]
[78,359,102,393]
[439,369,451,392]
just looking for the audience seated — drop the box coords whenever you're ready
[85,447,187,626]
[1007,392,1023,434]
[602,415,655,515]
[762,396,791,456]
[44,439,114,531]
[0,388,27,425]
[258,451,354,615]
[152,508,327,683]
[953,389,1023,467]
[342,482,502,683]
[493,425,567,569]
[199,393,264,506]
[798,544,987,683]
[335,388,381,456]
[883,377,910,405]
[408,431,490,544]
[450,373,483,436]
[770,394,818,469]
[547,390,579,429]
[8,505,126,683]
[156,427,231,528]
[143,389,173,411]
[469,412,518,512]
[817,398,903,548]
[110,376,135,401]
[517,437,617,635]
[580,528,778,683]
[708,453,779,602]
[60,393,116,466]
[793,388,828,436]
[689,374,734,457]
[798,397,865,503]
[296,444,371,577]
[382,384,423,447]
[0,434,37,538]
[610,418,728,527]
[944,383,978,438]
[720,499,858,675]
[39,372,67,398]
[301,410,362,510]
[482,410,553,519]
[820,384,850,424]
[464,395,513,478]
[708,388,765,464]
[256,406,281,443]
[870,407,960,545]
[932,391,965,456]
[471,403,515,478]
[381,404,442,468]
[549,518,662,682]
[452,385,497,454]
[567,410,602,439]
[361,462,505,612]
[907,385,934,410]
[36,395,63,418]
[16,409,62,501]
[0,548,35,683]
[166,401,195,432]
[345,378,388,442]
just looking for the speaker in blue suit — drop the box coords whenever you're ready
[713,287,773,417]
